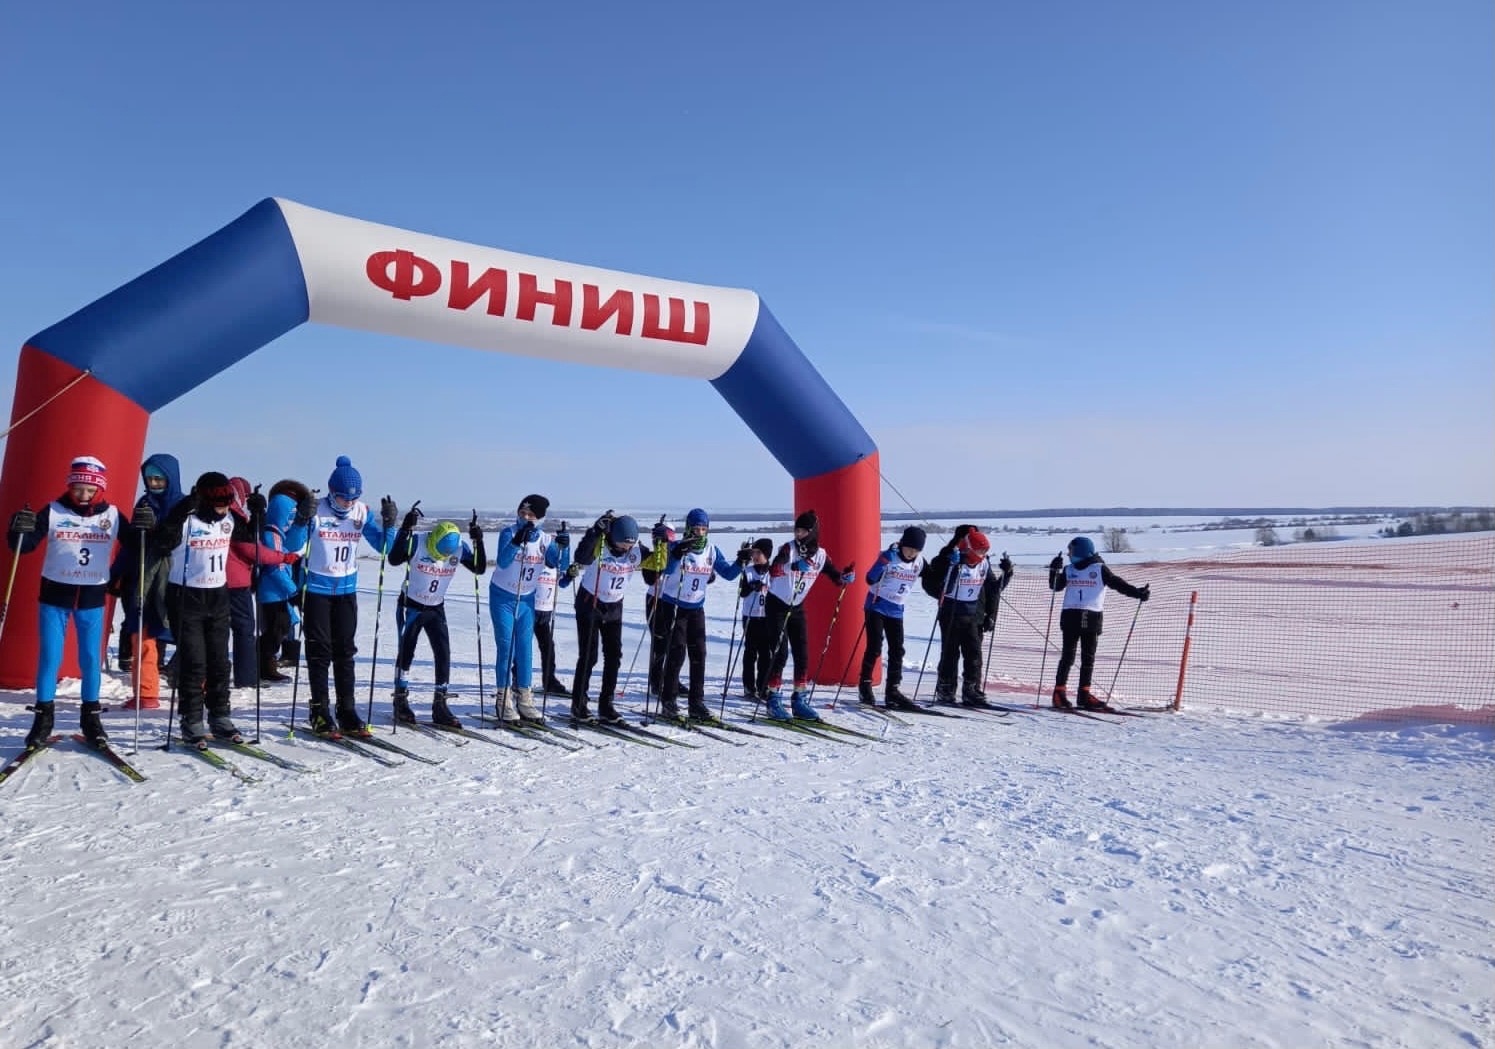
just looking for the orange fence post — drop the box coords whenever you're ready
[1172,590,1198,712]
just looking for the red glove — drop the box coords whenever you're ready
[281,551,301,566]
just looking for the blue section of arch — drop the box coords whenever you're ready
[711,301,876,478]
[26,198,308,413]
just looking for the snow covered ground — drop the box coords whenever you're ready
[1,516,1490,1048]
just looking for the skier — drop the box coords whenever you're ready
[655,508,745,722]
[255,479,313,684]
[1048,536,1150,712]
[737,537,774,699]
[7,456,122,750]
[858,525,928,712]
[927,526,1011,706]
[388,510,486,728]
[154,471,294,746]
[569,513,648,724]
[489,494,570,724]
[112,452,182,684]
[762,510,855,721]
[300,456,398,737]
[109,453,184,710]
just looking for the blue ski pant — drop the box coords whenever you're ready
[488,586,536,692]
[36,602,105,703]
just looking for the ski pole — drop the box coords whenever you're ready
[132,520,147,756]
[250,484,263,744]
[805,571,853,705]
[364,497,402,725]
[287,497,316,736]
[717,548,749,720]
[1104,596,1146,704]
[912,555,959,703]
[829,615,869,711]
[162,517,190,753]
[1035,550,1061,708]
[624,514,667,702]
[0,504,31,654]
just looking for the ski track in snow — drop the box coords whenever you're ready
[1,530,1491,1048]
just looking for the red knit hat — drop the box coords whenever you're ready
[959,529,991,565]
[67,456,107,491]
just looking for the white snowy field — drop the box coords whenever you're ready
[1,519,1491,1048]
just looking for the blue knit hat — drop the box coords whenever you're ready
[686,508,709,529]
[328,456,362,499]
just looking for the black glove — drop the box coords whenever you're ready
[380,496,399,530]
[468,510,483,542]
[735,544,752,565]
[1049,555,1063,573]
[999,555,1014,576]
[652,522,670,543]
[131,504,156,531]
[594,511,614,535]
[511,522,536,546]
[566,563,583,580]
[554,528,570,549]
[297,493,318,523]
[748,579,765,592]
[1138,584,1151,602]
[672,538,701,560]
[8,507,36,535]
[981,615,995,632]
[246,488,267,521]
[401,508,421,531]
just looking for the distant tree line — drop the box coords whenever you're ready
[1380,511,1495,538]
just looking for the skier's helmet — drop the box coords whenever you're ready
[1068,536,1096,562]
[427,521,462,560]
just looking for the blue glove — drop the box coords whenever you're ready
[839,571,855,586]
[554,530,570,549]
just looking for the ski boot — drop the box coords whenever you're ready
[308,702,340,736]
[763,691,791,722]
[687,700,714,722]
[656,698,682,722]
[885,685,919,712]
[335,699,371,739]
[570,693,593,723]
[543,675,570,696]
[24,703,56,750]
[933,681,958,706]
[857,680,878,706]
[278,638,301,669]
[209,711,243,744]
[260,649,289,683]
[596,695,625,727]
[392,685,418,725]
[495,688,520,725]
[431,689,461,729]
[1051,686,1073,710]
[515,687,543,725]
[960,684,991,708]
[180,718,210,748]
[1077,688,1113,713]
[79,701,109,746]
[790,690,820,721]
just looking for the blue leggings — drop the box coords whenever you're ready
[488,588,536,691]
[36,603,104,703]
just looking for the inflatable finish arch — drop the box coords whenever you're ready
[0,199,879,689]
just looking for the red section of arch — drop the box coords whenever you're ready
[0,347,148,689]
[795,452,881,687]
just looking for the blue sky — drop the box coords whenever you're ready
[2,1,1489,513]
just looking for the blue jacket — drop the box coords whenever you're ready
[257,493,311,603]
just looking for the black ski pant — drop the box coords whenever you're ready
[1055,608,1104,690]
[741,615,771,695]
[573,597,624,703]
[396,600,451,686]
[660,603,707,709]
[303,592,359,713]
[258,600,292,676]
[228,586,258,688]
[534,609,560,687]
[647,594,678,695]
[860,607,906,686]
[936,603,983,691]
[166,584,232,727]
[765,595,809,688]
